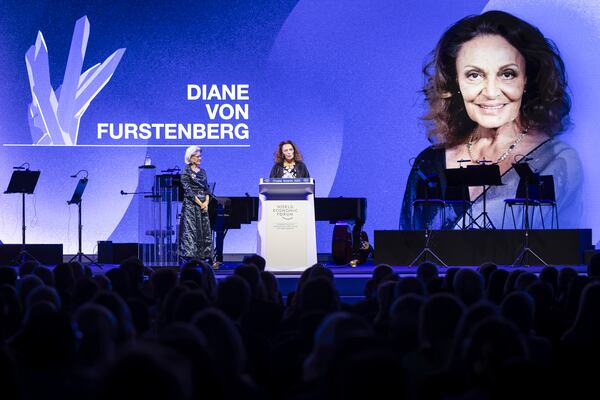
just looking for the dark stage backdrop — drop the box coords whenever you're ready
[1,0,599,254]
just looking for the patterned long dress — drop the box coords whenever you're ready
[178,165,213,260]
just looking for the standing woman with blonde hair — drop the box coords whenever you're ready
[179,145,213,262]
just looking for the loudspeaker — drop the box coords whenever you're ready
[0,244,63,266]
[97,241,140,264]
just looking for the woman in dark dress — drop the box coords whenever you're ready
[179,145,213,262]
[269,140,310,178]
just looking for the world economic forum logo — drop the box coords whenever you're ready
[25,16,125,146]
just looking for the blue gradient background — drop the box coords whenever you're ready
[1,0,598,254]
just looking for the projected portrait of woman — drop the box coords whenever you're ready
[269,140,310,179]
[179,145,213,262]
[400,10,582,230]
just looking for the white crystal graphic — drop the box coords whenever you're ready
[25,16,125,145]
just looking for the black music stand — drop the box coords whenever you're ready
[67,178,100,266]
[4,169,41,264]
[410,167,447,267]
[511,163,548,266]
[445,164,474,230]
[465,163,502,229]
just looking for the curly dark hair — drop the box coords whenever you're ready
[422,10,571,147]
[274,140,303,164]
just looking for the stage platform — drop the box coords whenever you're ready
[80,261,589,302]
[375,229,593,266]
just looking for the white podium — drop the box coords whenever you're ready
[257,178,317,272]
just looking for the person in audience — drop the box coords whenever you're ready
[243,254,266,272]
[178,145,213,263]
[587,252,600,279]
[269,140,310,178]
[453,268,484,306]
[401,10,582,230]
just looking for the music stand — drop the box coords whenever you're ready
[410,166,447,267]
[67,178,101,266]
[511,162,548,266]
[4,169,41,264]
[445,165,474,229]
[465,163,502,229]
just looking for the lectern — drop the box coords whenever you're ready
[257,178,317,272]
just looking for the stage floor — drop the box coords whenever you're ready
[85,260,589,280]
[83,260,588,299]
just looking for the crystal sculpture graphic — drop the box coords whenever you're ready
[25,16,125,145]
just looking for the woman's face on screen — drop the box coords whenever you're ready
[456,34,527,130]
[282,144,295,161]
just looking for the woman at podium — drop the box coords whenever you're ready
[269,140,310,178]
[400,11,582,230]
[179,145,213,262]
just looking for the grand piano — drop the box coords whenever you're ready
[208,196,367,262]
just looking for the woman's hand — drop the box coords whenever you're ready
[201,195,210,211]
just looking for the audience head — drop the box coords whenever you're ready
[587,253,600,279]
[454,268,484,306]
[477,262,498,288]
[19,260,39,278]
[504,269,525,295]
[92,290,135,343]
[26,286,61,311]
[53,262,76,293]
[193,307,247,376]
[151,268,178,303]
[416,261,439,284]
[242,254,266,271]
[419,293,465,350]
[173,290,210,323]
[444,267,460,292]
[0,285,22,340]
[304,312,373,381]
[463,317,529,388]
[233,263,265,301]
[261,270,282,304]
[17,274,44,307]
[119,257,145,293]
[298,277,340,314]
[72,277,100,308]
[539,266,559,294]
[571,281,600,335]
[501,291,535,335]
[514,272,539,291]
[487,269,509,304]
[73,304,118,367]
[217,275,251,321]
[32,266,55,287]
[395,276,426,298]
